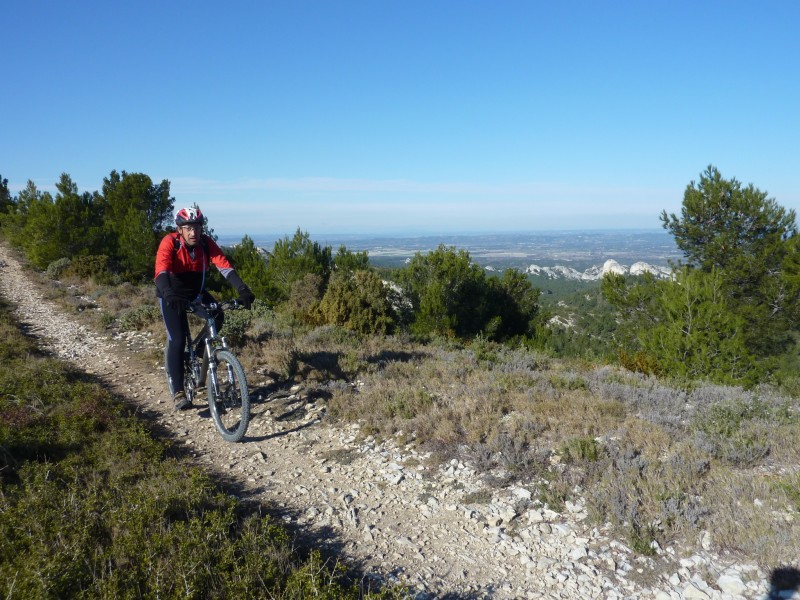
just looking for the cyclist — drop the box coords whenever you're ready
[155,206,255,410]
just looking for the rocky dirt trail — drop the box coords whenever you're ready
[0,243,783,600]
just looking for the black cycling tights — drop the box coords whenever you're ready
[160,292,223,395]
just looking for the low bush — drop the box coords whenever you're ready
[65,254,117,284]
[693,396,798,467]
[703,470,800,567]
[221,306,252,345]
[319,269,397,335]
[560,436,600,463]
[46,257,71,279]
[588,436,710,553]
[118,304,161,331]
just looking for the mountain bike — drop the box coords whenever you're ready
[165,299,250,442]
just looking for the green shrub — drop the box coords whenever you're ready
[250,298,275,321]
[289,272,324,325]
[561,436,600,463]
[470,334,500,365]
[118,304,160,331]
[65,254,116,284]
[222,307,253,345]
[319,270,397,335]
[46,257,71,279]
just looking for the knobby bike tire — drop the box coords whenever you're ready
[207,349,250,442]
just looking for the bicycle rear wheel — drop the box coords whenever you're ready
[207,350,250,442]
[164,345,194,396]
[164,345,200,405]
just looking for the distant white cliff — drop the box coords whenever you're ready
[524,259,672,281]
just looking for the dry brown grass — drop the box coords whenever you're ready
[703,470,800,567]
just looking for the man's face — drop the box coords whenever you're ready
[179,224,201,247]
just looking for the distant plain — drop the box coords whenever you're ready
[218,229,683,271]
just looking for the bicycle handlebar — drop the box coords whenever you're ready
[186,299,245,314]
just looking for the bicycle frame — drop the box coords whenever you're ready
[186,301,232,386]
[179,299,251,442]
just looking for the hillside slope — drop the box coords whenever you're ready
[0,243,782,600]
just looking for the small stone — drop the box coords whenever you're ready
[701,530,712,551]
[501,508,517,523]
[537,557,557,570]
[717,573,746,596]
[537,523,552,534]
[568,545,588,561]
[511,487,532,501]
[386,473,404,485]
[526,509,544,523]
[552,523,572,536]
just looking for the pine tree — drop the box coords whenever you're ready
[101,170,174,280]
[230,235,277,301]
[661,165,798,358]
[264,228,333,303]
[0,175,11,214]
[605,166,799,385]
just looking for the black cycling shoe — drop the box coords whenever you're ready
[173,390,192,410]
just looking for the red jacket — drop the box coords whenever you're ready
[154,233,233,300]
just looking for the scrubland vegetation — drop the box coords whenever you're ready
[0,296,398,598]
[1,164,800,592]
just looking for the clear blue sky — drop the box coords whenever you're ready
[3,1,798,236]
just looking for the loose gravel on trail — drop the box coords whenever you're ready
[0,243,781,600]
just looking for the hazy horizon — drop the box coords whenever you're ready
[217,228,682,271]
[216,226,672,241]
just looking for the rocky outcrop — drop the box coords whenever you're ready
[526,259,672,281]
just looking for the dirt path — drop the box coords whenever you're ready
[0,243,772,600]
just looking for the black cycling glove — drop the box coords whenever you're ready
[156,272,183,311]
[227,271,255,309]
[163,289,184,311]
[238,285,255,309]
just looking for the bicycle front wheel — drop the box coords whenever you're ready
[207,350,250,442]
